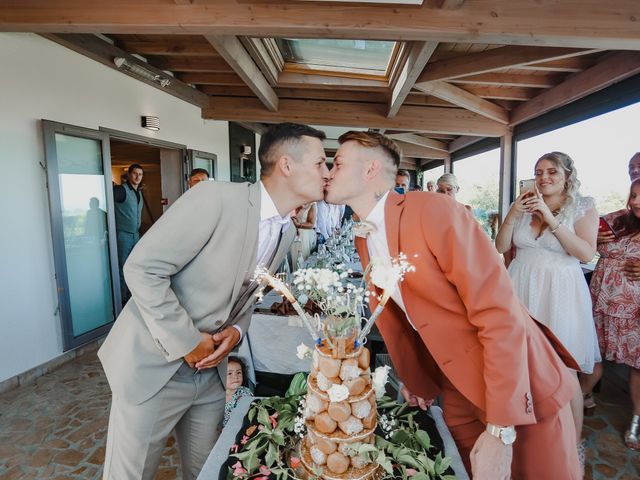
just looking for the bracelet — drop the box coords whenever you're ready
[550,222,562,234]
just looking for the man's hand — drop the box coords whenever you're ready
[470,431,513,480]
[400,385,433,410]
[597,230,616,244]
[194,326,241,370]
[183,332,215,368]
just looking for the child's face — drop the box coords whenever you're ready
[226,362,243,391]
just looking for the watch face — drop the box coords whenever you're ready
[501,428,517,445]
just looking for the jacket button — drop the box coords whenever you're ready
[526,406,533,414]
[214,320,223,327]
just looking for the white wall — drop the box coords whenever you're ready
[0,33,235,382]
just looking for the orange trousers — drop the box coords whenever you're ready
[440,378,581,479]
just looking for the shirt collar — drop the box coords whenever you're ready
[365,191,389,231]
[260,181,290,225]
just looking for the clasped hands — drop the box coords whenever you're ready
[183,326,240,370]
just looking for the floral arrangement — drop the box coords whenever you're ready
[254,253,415,348]
[225,374,454,480]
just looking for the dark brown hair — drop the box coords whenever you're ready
[258,123,326,176]
[612,178,640,236]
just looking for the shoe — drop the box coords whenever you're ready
[624,415,640,451]
[583,393,596,416]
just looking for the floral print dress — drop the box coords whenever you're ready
[223,386,253,427]
[590,210,640,368]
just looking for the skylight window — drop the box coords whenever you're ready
[275,39,397,77]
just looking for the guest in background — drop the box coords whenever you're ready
[395,169,411,193]
[495,151,599,461]
[436,173,471,210]
[597,152,640,245]
[187,168,210,188]
[426,180,436,192]
[581,178,640,451]
[222,356,253,428]
[290,202,317,270]
[114,163,144,303]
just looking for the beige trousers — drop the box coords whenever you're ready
[103,362,225,480]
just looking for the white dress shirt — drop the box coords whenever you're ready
[256,181,291,268]
[365,191,417,330]
[316,201,346,239]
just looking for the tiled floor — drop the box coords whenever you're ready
[0,353,638,480]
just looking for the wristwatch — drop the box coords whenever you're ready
[486,423,517,445]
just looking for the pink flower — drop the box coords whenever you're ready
[406,468,418,477]
[255,477,269,480]
[268,412,279,429]
[290,457,301,468]
[230,444,239,453]
[259,465,272,476]
[240,435,250,445]
[231,461,247,476]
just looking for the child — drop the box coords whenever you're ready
[223,356,253,427]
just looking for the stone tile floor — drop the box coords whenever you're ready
[0,352,638,479]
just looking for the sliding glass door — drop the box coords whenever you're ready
[43,120,120,350]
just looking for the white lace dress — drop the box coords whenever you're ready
[508,196,601,373]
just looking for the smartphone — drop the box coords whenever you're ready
[599,217,620,238]
[519,179,536,197]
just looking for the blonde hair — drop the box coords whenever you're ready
[437,173,460,191]
[535,151,581,212]
[338,131,402,180]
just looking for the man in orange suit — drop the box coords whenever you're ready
[325,131,581,479]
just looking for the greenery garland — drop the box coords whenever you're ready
[226,374,455,480]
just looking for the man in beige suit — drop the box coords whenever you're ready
[99,123,329,480]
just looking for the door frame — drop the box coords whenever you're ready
[42,120,122,350]
[187,149,218,181]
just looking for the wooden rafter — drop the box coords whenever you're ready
[277,72,388,92]
[42,33,208,107]
[510,51,640,126]
[204,35,279,111]
[435,0,466,9]
[448,135,483,153]
[450,73,561,88]
[146,56,233,73]
[4,1,640,50]
[388,41,438,118]
[178,72,245,86]
[116,38,218,57]
[414,81,509,124]
[203,97,508,137]
[387,133,448,152]
[415,47,599,84]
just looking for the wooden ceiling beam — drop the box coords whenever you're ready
[396,141,449,160]
[117,39,218,57]
[41,33,208,108]
[205,35,278,111]
[448,135,484,153]
[203,97,507,137]
[449,73,561,88]
[435,0,466,9]
[388,41,438,118]
[463,86,536,101]
[178,72,245,86]
[510,51,640,126]
[416,46,599,84]
[387,133,448,152]
[414,81,509,124]
[5,1,640,50]
[146,56,233,72]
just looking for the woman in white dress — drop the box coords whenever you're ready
[495,151,599,454]
[291,202,317,270]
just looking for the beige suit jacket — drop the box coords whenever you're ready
[98,181,295,405]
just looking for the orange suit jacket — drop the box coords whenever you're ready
[355,191,578,426]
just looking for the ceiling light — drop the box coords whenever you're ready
[114,57,171,88]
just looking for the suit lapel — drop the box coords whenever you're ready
[384,191,405,258]
[230,182,261,304]
[268,221,296,272]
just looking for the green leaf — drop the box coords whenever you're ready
[245,449,260,473]
[411,472,429,480]
[434,455,452,475]
[397,454,422,469]
[248,407,257,423]
[415,430,431,451]
[257,406,270,427]
[265,443,278,467]
[357,444,379,455]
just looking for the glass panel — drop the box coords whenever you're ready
[422,165,445,191]
[516,101,640,214]
[193,157,214,179]
[453,149,501,240]
[276,38,395,75]
[55,133,115,337]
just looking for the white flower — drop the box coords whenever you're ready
[372,365,391,399]
[296,343,312,360]
[327,384,350,403]
[370,260,402,293]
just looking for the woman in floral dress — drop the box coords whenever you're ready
[582,178,640,450]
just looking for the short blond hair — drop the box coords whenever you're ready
[338,131,401,168]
